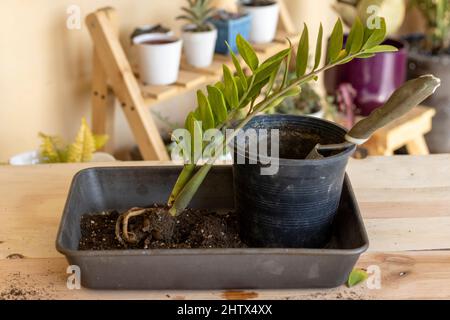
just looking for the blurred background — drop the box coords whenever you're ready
[0,0,437,162]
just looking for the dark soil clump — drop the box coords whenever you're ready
[79,206,246,250]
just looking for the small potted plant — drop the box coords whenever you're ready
[132,30,182,85]
[239,0,279,44]
[266,73,326,118]
[209,9,251,54]
[9,118,112,165]
[177,0,218,68]
[130,24,173,42]
[327,0,408,116]
[405,0,450,153]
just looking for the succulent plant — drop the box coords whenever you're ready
[412,0,450,54]
[333,0,406,36]
[177,0,215,32]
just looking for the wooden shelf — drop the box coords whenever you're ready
[87,1,300,161]
[138,31,300,106]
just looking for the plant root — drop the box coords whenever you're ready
[115,207,148,245]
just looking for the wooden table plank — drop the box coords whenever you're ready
[1,251,449,300]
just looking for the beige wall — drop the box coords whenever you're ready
[0,0,338,162]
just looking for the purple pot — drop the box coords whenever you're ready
[325,38,408,116]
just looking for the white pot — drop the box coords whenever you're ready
[8,150,116,165]
[239,2,279,44]
[8,150,41,165]
[133,34,182,86]
[182,25,218,68]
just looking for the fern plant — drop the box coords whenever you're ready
[39,118,108,163]
[177,0,215,32]
[116,18,397,242]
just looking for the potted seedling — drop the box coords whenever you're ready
[130,24,173,42]
[9,118,112,165]
[266,73,326,118]
[133,29,182,85]
[239,0,279,44]
[57,19,439,289]
[209,9,251,54]
[177,0,218,68]
[327,0,408,116]
[405,0,450,153]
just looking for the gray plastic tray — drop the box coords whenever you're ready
[56,166,368,290]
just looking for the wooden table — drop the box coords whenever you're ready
[1,155,450,300]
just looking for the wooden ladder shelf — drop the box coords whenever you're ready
[86,1,299,160]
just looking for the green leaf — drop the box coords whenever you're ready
[327,19,344,63]
[247,77,270,102]
[223,65,239,109]
[234,76,245,98]
[362,18,387,50]
[226,42,248,90]
[313,23,323,70]
[346,17,364,55]
[197,90,215,130]
[363,45,399,54]
[356,53,376,59]
[38,133,65,163]
[236,34,259,71]
[93,135,108,150]
[347,269,368,288]
[207,85,228,125]
[296,23,309,77]
[338,56,354,65]
[66,118,96,163]
[283,85,301,98]
[254,49,290,84]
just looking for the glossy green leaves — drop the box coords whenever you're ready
[168,18,399,215]
[346,17,364,55]
[223,65,239,109]
[314,23,323,70]
[328,19,344,63]
[206,86,228,124]
[327,17,397,64]
[237,34,259,71]
[347,269,368,288]
[296,24,309,77]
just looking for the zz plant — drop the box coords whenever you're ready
[116,18,397,243]
[177,0,215,32]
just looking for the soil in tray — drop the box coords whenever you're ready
[78,207,246,250]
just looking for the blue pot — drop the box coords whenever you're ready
[209,13,251,55]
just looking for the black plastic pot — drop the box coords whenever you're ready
[405,34,450,153]
[233,115,356,248]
